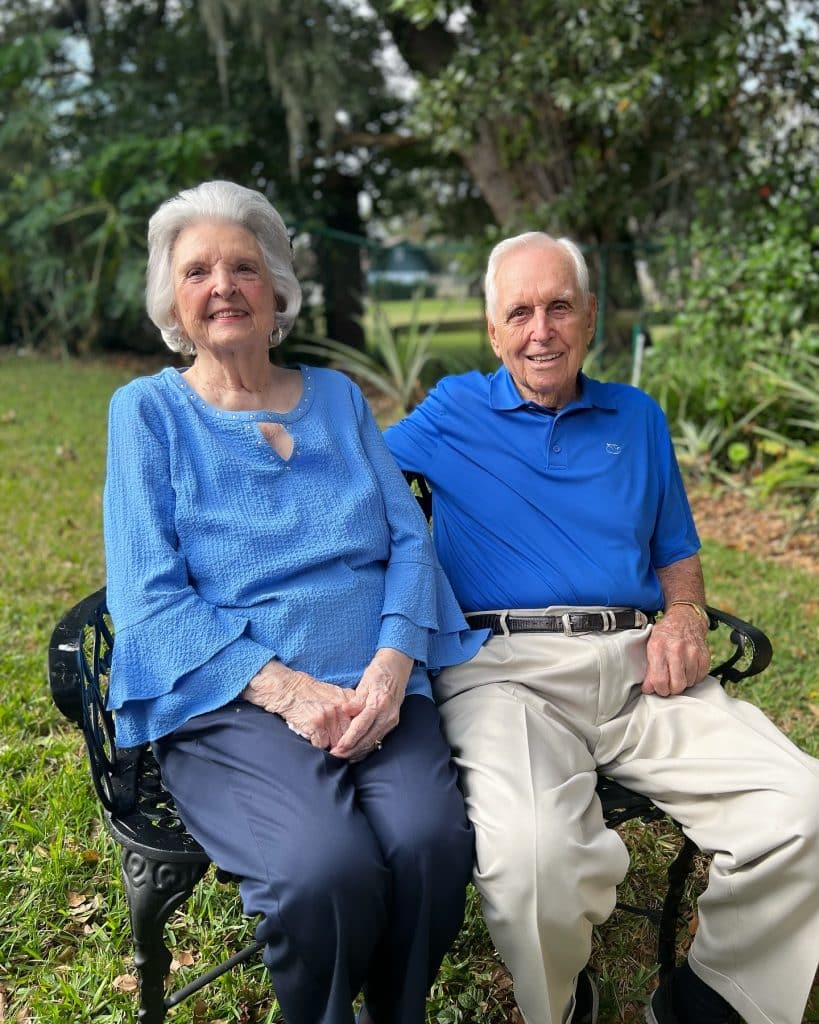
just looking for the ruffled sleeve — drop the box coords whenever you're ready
[107,597,270,709]
[379,561,487,670]
[351,385,489,667]
[103,381,273,740]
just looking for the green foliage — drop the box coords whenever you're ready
[753,354,819,516]
[386,0,818,239]
[0,0,482,356]
[641,180,819,469]
[199,0,391,174]
[671,398,775,486]
[4,124,248,353]
[757,443,819,507]
[4,0,817,359]
[293,294,445,415]
[0,4,287,355]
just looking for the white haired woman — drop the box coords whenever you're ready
[103,180,487,1024]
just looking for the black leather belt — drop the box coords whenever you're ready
[467,609,655,637]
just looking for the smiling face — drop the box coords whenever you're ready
[487,242,597,409]
[171,219,277,356]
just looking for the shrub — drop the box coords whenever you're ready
[291,293,444,416]
[641,181,819,467]
[753,353,819,517]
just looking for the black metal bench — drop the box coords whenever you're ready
[47,481,773,1022]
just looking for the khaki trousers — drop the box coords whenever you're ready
[435,614,819,1024]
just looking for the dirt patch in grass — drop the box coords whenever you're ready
[689,486,819,577]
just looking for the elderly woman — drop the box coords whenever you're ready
[103,180,486,1024]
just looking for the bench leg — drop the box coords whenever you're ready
[657,833,699,978]
[120,849,209,1024]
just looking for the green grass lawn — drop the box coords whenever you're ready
[1,355,816,1023]
[366,296,496,379]
[365,296,484,329]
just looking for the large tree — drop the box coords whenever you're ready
[376,0,817,239]
[3,0,815,353]
[198,0,817,344]
[202,0,817,242]
[196,0,492,346]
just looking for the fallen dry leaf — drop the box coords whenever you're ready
[112,975,139,993]
[170,950,195,972]
[67,893,99,923]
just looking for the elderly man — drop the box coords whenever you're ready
[384,232,819,1024]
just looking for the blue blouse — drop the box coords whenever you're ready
[103,365,485,747]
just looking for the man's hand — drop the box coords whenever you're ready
[329,648,413,762]
[242,661,364,750]
[642,605,711,696]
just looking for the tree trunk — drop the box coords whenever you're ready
[314,173,366,350]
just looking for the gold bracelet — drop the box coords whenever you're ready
[667,600,709,624]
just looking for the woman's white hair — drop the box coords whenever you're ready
[146,180,302,355]
[484,231,590,321]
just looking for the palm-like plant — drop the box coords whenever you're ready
[293,294,441,415]
[752,355,819,517]
[672,398,774,484]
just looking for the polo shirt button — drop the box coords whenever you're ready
[552,444,561,453]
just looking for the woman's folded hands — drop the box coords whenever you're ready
[242,660,363,751]
[330,648,413,762]
[242,647,413,760]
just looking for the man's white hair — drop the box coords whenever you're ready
[484,232,590,321]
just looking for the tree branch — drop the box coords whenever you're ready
[373,6,456,77]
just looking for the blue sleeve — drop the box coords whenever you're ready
[103,383,273,717]
[353,388,487,667]
[649,407,701,569]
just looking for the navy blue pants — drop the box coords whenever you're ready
[153,694,474,1024]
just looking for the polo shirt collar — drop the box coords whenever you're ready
[488,366,617,413]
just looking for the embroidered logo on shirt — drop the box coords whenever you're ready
[605,443,623,455]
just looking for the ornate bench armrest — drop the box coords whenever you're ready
[47,587,136,815]
[49,588,209,861]
[48,587,108,726]
[705,605,773,686]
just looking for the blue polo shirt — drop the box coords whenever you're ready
[384,367,700,614]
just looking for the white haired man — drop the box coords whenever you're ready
[385,232,819,1024]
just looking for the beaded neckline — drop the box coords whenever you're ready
[167,364,315,424]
